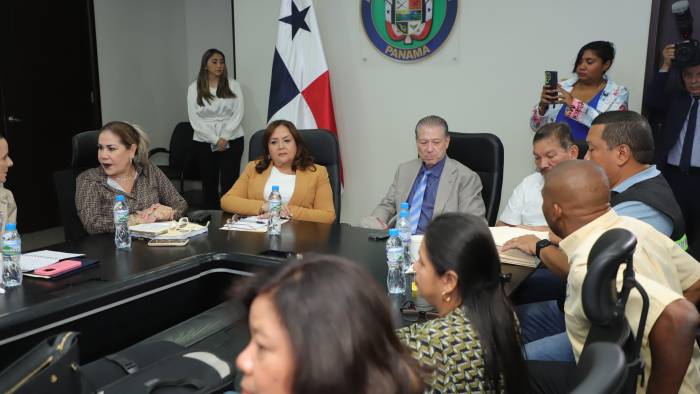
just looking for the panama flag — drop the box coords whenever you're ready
[268,0,342,181]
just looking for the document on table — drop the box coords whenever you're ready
[20,250,86,272]
[489,227,549,268]
[221,216,289,232]
[130,221,209,240]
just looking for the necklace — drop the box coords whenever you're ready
[110,168,135,183]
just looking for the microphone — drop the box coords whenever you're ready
[672,0,694,40]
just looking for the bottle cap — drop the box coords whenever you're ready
[388,228,399,236]
[400,202,409,210]
[115,195,125,202]
[272,185,279,191]
[399,210,408,218]
[5,223,16,231]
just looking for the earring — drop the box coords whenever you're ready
[441,292,451,303]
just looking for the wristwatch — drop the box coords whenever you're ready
[535,239,553,260]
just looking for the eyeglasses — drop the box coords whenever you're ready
[224,214,266,230]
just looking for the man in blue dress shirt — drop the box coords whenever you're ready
[362,115,485,233]
[586,110,687,248]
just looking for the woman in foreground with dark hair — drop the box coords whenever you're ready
[220,119,335,223]
[397,213,529,393]
[235,254,424,394]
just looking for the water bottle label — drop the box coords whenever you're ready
[114,210,129,224]
[269,200,282,213]
[387,246,403,263]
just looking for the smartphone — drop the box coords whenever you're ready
[368,232,389,241]
[148,238,189,247]
[544,70,558,105]
[544,70,558,90]
[34,260,82,277]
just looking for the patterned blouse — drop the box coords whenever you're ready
[75,162,187,234]
[396,307,501,393]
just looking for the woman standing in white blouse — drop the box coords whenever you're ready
[188,48,245,209]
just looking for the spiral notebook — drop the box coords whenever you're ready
[20,250,85,272]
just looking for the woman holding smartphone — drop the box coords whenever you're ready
[530,41,629,143]
[188,48,245,209]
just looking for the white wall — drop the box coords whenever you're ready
[94,0,233,152]
[235,0,652,225]
[185,0,235,81]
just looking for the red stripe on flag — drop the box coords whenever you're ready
[302,71,343,183]
[302,71,337,132]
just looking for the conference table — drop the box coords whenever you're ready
[0,212,534,369]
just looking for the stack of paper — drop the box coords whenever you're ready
[489,227,549,268]
[130,221,208,240]
[20,250,85,272]
[221,217,289,233]
[129,222,171,238]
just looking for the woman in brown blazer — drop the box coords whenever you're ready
[220,120,336,224]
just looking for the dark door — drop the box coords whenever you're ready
[0,0,101,233]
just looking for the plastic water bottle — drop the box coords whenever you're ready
[386,228,405,294]
[113,195,131,250]
[267,185,282,235]
[2,223,22,288]
[396,209,412,272]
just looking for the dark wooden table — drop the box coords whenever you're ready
[0,212,534,367]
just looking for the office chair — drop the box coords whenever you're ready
[581,228,648,394]
[148,122,203,209]
[446,132,504,225]
[570,342,627,394]
[53,130,101,242]
[249,128,342,222]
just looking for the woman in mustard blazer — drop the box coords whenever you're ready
[220,120,336,224]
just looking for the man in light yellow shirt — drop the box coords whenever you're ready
[535,160,700,393]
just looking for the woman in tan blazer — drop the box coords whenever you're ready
[221,120,336,224]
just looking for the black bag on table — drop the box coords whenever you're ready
[0,331,81,394]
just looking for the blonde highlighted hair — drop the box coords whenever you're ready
[99,121,150,164]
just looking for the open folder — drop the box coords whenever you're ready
[20,250,86,272]
[489,227,549,268]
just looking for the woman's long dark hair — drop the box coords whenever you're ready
[255,119,316,173]
[423,213,529,393]
[237,254,424,394]
[196,48,236,106]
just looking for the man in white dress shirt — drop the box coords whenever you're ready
[497,123,578,228]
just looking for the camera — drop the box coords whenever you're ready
[671,1,700,68]
[674,40,700,68]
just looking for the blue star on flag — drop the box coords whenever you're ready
[279,1,311,39]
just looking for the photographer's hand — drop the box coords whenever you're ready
[661,44,675,72]
[538,85,558,115]
[556,84,574,107]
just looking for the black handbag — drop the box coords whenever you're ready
[0,331,81,394]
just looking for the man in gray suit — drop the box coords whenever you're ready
[362,115,486,232]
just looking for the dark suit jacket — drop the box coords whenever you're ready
[646,71,693,167]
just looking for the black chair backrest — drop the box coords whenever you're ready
[583,228,637,327]
[570,342,627,394]
[71,130,100,169]
[53,169,89,242]
[249,129,341,221]
[445,132,503,225]
[582,228,649,394]
[169,122,198,179]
